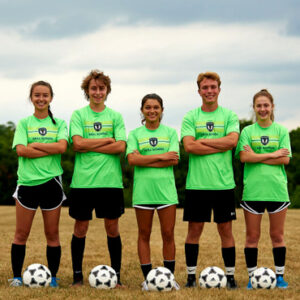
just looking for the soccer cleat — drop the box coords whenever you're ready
[50,277,59,287]
[141,280,149,291]
[8,277,22,287]
[226,276,238,290]
[71,279,83,287]
[185,277,196,288]
[276,276,288,289]
[173,280,180,290]
[246,278,253,290]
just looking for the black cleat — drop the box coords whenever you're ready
[185,278,196,288]
[226,276,238,290]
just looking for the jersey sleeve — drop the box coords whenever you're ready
[226,110,240,135]
[69,110,83,142]
[12,119,28,150]
[181,111,195,140]
[279,126,292,158]
[113,113,126,142]
[168,128,180,156]
[126,130,138,157]
[234,127,250,158]
[57,120,69,142]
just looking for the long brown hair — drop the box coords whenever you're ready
[29,80,56,125]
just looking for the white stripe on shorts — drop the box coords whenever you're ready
[133,204,173,210]
[240,202,262,215]
[269,202,290,214]
[13,186,36,211]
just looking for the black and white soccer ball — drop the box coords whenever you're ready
[23,263,52,288]
[199,266,227,288]
[250,267,277,289]
[146,267,175,291]
[89,265,118,289]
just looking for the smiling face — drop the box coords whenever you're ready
[141,98,163,125]
[88,79,108,107]
[254,96,274,123]
[198,78,221,108]
[30,85,52,112]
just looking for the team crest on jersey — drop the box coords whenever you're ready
[93,122,102,131]
[149,137,158,147]
[261,136,269,145]
[38,127,47,136]
[206,122,214,132]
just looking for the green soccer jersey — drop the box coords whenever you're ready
[12,115,68,186]
[126,124,179,206]
[235,122,291,202]
[181,106,240,190]
[70,105,126,188]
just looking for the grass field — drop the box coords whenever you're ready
[0,206,299,299]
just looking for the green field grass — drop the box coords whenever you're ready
[0,206,299,299]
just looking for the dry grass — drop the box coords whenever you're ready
[0,206,299,299]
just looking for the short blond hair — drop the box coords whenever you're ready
[197,71,221,89]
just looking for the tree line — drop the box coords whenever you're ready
[0,120,299,208]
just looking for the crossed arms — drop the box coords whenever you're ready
[183,132,239,155]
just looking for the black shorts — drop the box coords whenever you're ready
[240,201,290,214]
[69,188,125,220]
[13,176,66,211]
[183,189,236,223]
[133,204,175,210]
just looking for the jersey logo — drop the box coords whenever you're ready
[38,127,47,136]
[93,122,102,131]
[149,137,158,147]
[206,122,214,132]
[261,136,269,145]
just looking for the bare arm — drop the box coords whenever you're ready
[16,144,49,158]
[240,145,290,163]
[146,160,179,168]
[261,157,290,165]
[72,135,115,152]
[182,136,225,155]
[29,140,68,155]
[200,132,239,150]
[128,151,179,167]
[91,141,126,154]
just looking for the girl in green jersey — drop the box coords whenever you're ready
[236,89,291,289]
[127,94,180,290]
[9,81,68,287]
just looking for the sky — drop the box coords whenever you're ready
[1,0,300,133]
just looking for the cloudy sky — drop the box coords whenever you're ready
[1,0,299,133]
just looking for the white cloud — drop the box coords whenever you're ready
[1,21,300,132]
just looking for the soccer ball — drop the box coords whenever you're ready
[199,266,227,288]
[146,267,175,291]
[250,267,277,289]
[23,263,52,288]
[89,265,118,289]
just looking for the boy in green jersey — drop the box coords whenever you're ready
[69,70,126,286]
[181,72,239,289]
[236,89,291,289]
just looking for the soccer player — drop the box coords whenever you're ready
[126,93,180,290]
[10,81,68,287]
[69,70,126,286]
[235,89,291,289]
[181,72,239,289]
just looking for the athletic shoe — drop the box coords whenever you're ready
[50,277,59,287]
[173,280,180,290]
[141,280,149,291]
[71,279,83,287]
[8,277,22,287]
[185,277,196,288]
[276,276,288,289]
[226,276,238,290]
[246,278,252,290]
